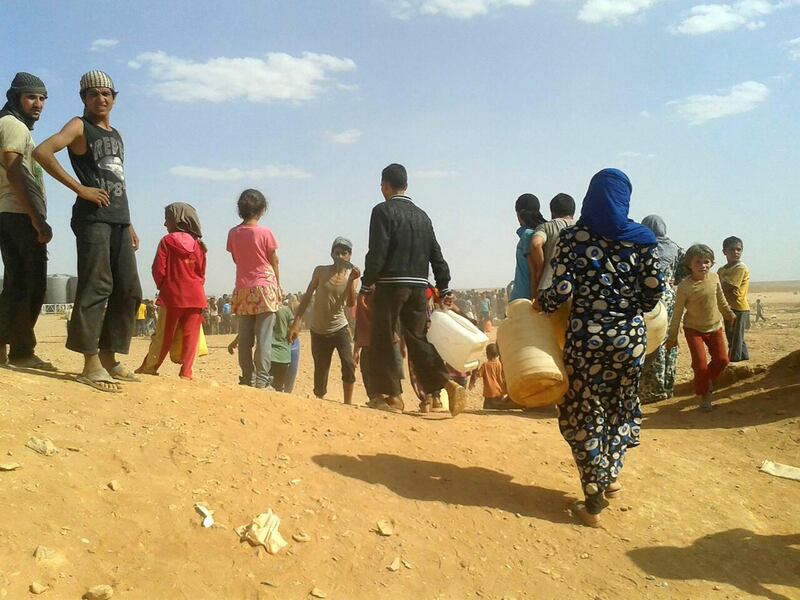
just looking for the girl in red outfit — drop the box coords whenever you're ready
[141,203,207,379]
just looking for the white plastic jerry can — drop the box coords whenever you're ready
[427,309,490,373]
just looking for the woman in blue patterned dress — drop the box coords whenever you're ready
[539,169,664,527]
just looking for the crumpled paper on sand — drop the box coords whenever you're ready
[235,509,288,554]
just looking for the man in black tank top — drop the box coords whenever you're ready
[34,71,142,393]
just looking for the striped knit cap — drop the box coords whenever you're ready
[79,70,116,93]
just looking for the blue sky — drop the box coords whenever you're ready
[3,0,798,295]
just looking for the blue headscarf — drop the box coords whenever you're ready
[577,168,656,245]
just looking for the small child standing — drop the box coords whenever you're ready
[718,236,750,362]
[469,343,513,410]
[269,302,294,392]
[143,202,207,380]
[667,244,735,411]
[227,189,281,389]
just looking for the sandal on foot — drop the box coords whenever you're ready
[573,502,602,528]
[445,381,467,417]
[605,482,623,499]
[108,363,140,382]
[9,355,57,372]
[76,370,122,393]
[376,396,404,414]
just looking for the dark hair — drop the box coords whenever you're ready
[550,193,575,218]
[381,163,408,190]
[685,243,715,266]
[238,188,268,220]
[722,236,743,250]
[486,343,499,360]
[515,193,546,229]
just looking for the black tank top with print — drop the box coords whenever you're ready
[68,117,131,224]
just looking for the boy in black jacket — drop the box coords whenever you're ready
[360,163,466,416]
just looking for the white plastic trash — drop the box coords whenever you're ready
[427,309,489,372]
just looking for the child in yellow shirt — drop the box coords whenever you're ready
[718,236,750,362]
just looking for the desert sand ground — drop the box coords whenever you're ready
[1,285,798,599]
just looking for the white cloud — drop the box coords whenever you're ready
[416,169,461,178]
[131,51,356,103]
[389,0,535,19]
[577,0,660,24]
[326,129,362,144]
[90,38,119,52]
[668,81,769,125]
[787,37,800,60]
[617,151,655,158]
[169,165,311,181]
[672,0,798,35]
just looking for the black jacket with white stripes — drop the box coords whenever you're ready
[360,195,451,295]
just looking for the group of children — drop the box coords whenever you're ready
[667,236,751,411]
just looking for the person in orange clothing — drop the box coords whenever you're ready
[138,203,206,380]
[469,343,514,410]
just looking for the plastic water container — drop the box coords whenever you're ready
[428,309,489,372]
[644,301,668,355]
[547,299,668,355]
[496,299,569,408]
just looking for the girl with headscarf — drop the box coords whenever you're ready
[538,169,665,527]
[137,202,207,379]
[510,193,546,302]
[639,215,684,403]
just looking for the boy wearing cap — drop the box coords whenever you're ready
[288,237,360,404]
[34,70,142,392]
[0,72,55,370]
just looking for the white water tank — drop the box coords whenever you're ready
[45,274,72,304]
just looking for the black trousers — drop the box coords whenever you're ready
[67,221,142,355]
[310,325,356,398]
[0,213,47,360]
[270,361,290,392]
[370,285,448,397]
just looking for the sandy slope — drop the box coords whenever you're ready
[0,291,798,600]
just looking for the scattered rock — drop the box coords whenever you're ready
[33,545,55,561]
[292,531,311,543]
[375,520,394,536]
[29,582,47,594]
[713,585,721,590]
[645,575,656,581]
[107,480,120,492]
[387,556,401,572]
[580,553,590,559]
[0,462,21,471]
[310,587,327,598]
[26,437,57,456]
[194,503,214,528]
[82,584,114,600]
[401,559,413,570]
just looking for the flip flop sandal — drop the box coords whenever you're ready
[109,363,141,382]
[573,502,602,528]
[76,370,122,393]
[9,356,57,372]
[605,483,623,498]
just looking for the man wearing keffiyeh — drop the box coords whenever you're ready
[0,72,56,371]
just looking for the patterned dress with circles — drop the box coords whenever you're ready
[539,226,664,499]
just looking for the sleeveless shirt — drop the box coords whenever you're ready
[68,117,130,224]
